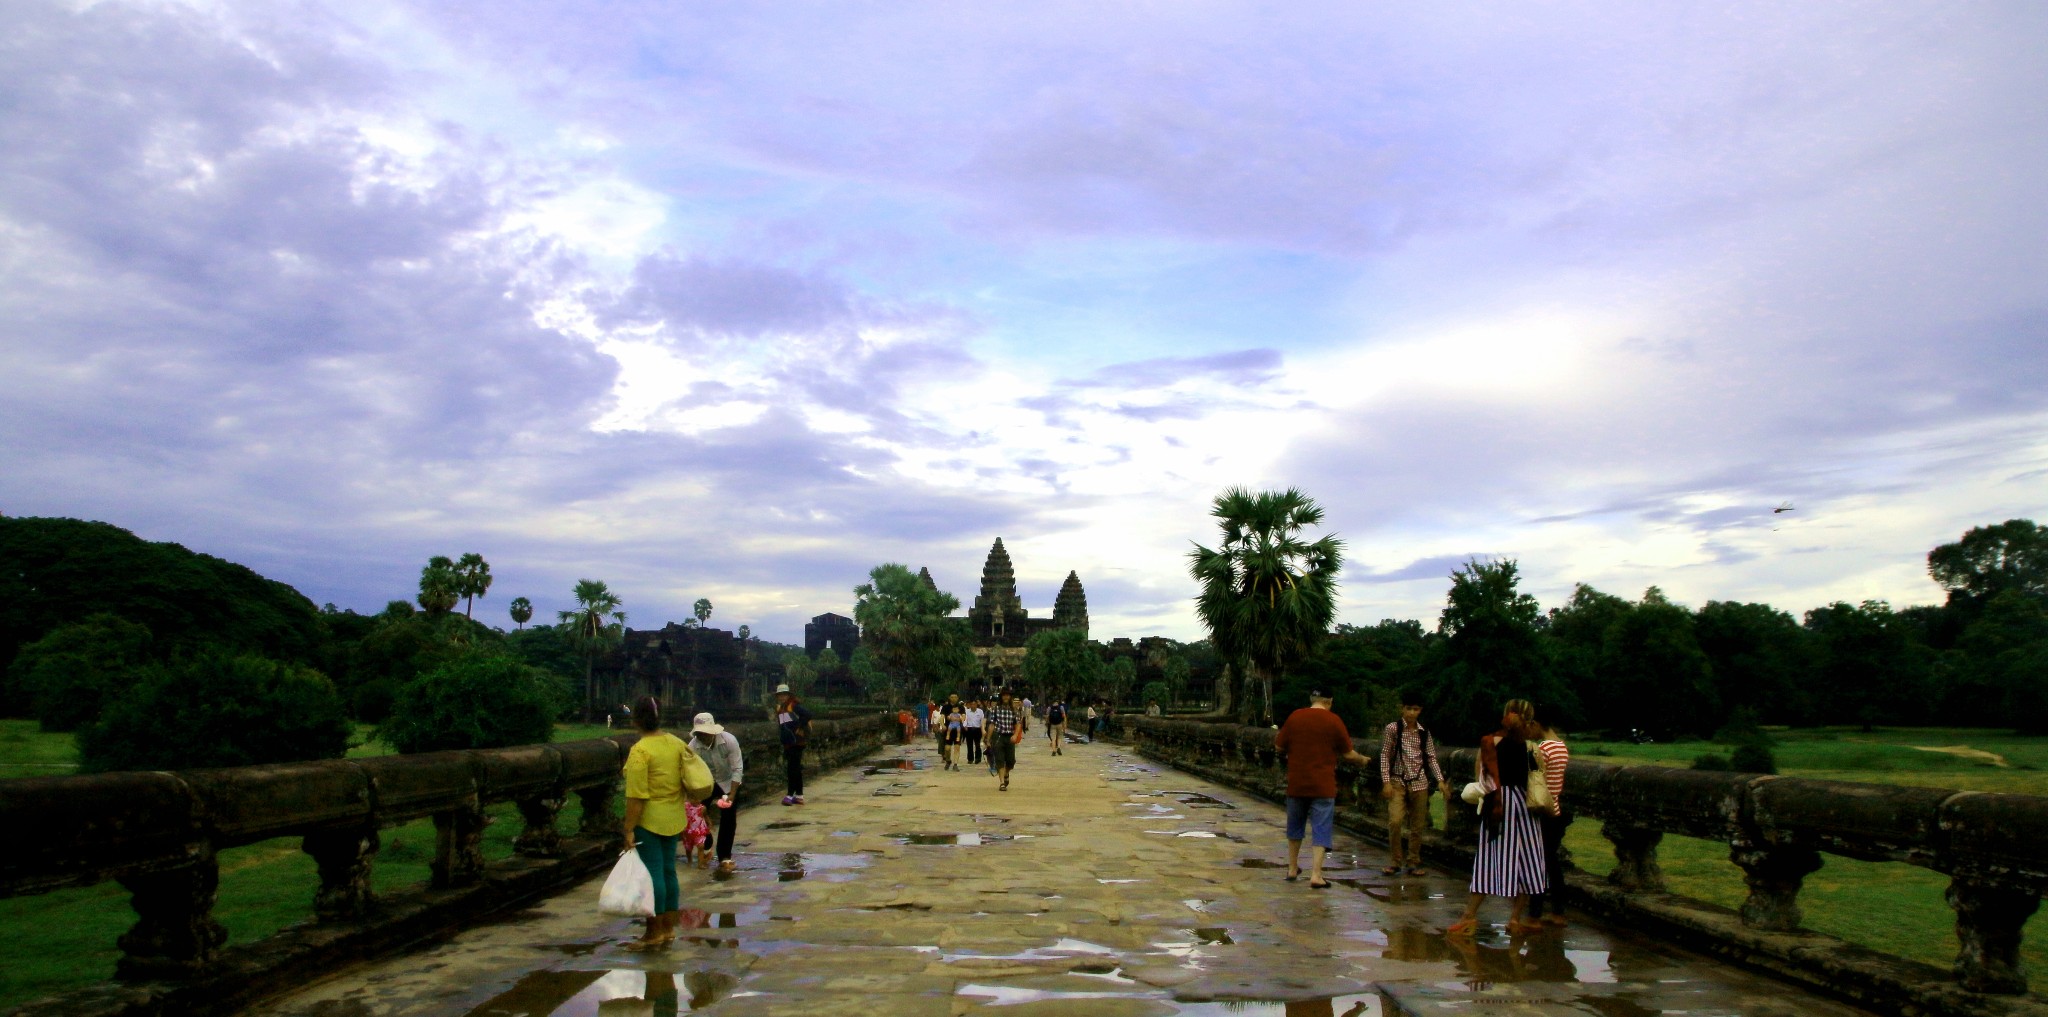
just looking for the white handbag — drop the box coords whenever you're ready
[598,849,656,917]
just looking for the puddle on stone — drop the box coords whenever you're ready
[1169,996,1380,1016]
[458,968,739,1016]
[761,820,806,830]
[1184,899,1219,913]
[536,942,604,956]
[736,851,870,883]
[891,832,984,845]
[857,902,933,912]
[1191,927,1235,945]
[859,758,928,775]
[1238,858,1286,869]
[675,905,768,930]
[1097,878,1144,884]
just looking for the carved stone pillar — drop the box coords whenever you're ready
[1601,821,1666,892]
[515,795,566,858]
[579,779,620,838]
[115,854,227,981]
[1728,840,1821,931]
[431,803,489,889]
[1948,877,2042,994]
[303,828,380,921]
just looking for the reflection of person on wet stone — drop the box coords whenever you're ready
[620,696,686,951]
[689,711,743,874]
[1273,688,1369,888]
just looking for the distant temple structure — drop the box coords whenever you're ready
[804,612,859,662]
[917,537,1089,682]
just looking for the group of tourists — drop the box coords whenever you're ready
[920,689,1033,788]
[1272,687,1570,937]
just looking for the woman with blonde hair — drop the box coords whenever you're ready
[1447,698,1547,938]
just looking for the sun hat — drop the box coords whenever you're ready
[691,712,724,736]
[775,683,791,694]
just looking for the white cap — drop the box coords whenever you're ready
[775,683,792,694]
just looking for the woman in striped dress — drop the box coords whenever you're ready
[1446,698,1547,938]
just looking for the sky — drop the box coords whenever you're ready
[3,1,2046,644]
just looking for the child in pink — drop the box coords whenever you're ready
[681,800,712,869]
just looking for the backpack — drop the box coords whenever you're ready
[1048,703,1066,724]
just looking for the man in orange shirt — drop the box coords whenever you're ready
[1274,689,1370,889]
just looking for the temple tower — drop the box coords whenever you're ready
[1053,570,1089,637]
[970,538,1030,645]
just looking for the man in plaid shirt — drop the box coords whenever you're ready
[986,688,1026,791]
[1378,689,1448,876]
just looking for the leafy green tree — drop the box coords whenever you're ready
[509,597,533,631]
[77,650,352,773]
[784,652,820,698]
[694,598,713,626]
[1022,628,1104,701]
[1599,588,1717,738]
[0,517,325,694]
[454,553,493,619]
[1804,600,1936,729]
[1108,656,1138,706]
[377,655,568,753]
[1141,681,1170,709]
[853,563,967,700]
[7,614,154,731]
[1187,487,1344,725]
[1952,591,2048,731]
[558,579,625,722]
[847,646,886,702]
[1695,600,1814,724]
[1930,519,2048,606]
[418,557,461,616]
[1544,584,1633,732]
[1420,558,1567,741]
[1162,656,1191,706]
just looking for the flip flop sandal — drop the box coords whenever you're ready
[1307,879,1332,889]
[1380,866,1402,876]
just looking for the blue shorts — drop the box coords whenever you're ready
[1286,796,1336,849]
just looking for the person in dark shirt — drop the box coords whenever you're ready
[1274,689,1370,888]
[775,684,812,805]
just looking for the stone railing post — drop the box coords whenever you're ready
[303,828,380,921]
[1729,839,1822,931]
[515,795,566,858]
[431,804,489,889]
[1948,877,2041,993]
[1602,821,1666,892]
[579,778,621,838]
[114,853,227,981]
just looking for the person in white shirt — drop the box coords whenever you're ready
[963,700,986,768]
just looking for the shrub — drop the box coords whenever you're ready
[1690,753,1732,771]
[1730,743,1778,774]
[377,654,568,753]
[7,613,154,731]
[77,649,352,772]
[1713,706,1774,747]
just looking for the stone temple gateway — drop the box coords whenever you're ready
[921,537,1089,682]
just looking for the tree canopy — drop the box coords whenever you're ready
[1188,487,1343,725]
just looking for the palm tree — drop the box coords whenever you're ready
[418,557,460,616]
[558,579,626,723]
[1187,487,1344,725]
[455,553,493,619]
[508,597,533,631]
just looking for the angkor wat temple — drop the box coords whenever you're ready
[921,537,1089,682]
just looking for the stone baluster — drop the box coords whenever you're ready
[1444,790,1479,843]
[431,803,489,889]
[579,778,621,838]
[514,795,566,858]
[1947,877,2042,994]
[114,853,228,981]
[303,827,380,921]
[1728,839,1821,931]
[1602,820,1666,892]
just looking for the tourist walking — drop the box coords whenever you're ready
[1447,699,1548,937]
[986,688,1025,791]
[1084,702,1098,742]
[964,699,985,767]
[1045,697,1068,754]
[775,684,812,805]
[940,697,965,770]
[1273,688,1370,888]
[621,696,687,950]
[1378,689,1449,877]
[1526,716,1571,926]
[689,712,744,873]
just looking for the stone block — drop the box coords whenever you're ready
[1748,776,1946,865]
[181,760,371,847]
[0,771,206,896]
[1941,792,2048,891]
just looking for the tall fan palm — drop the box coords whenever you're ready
[508,597,533,631]
[455,553,493,619]
[558,579,626,723]
[1187,487,1344,725]
[418,557,461,616]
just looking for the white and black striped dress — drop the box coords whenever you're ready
[1469,752,1548,897]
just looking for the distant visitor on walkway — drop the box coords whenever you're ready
[776,684,812,805]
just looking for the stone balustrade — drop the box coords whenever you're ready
[0,713,892,1017]
[1111,715,2048,1017]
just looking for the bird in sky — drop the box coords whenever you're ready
[1774,503,1796,514]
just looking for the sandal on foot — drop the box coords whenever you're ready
[1380,865,1402,876]
[1407,867,1430,876]
[1445,919,1477,937]
[1307,879,1331,889]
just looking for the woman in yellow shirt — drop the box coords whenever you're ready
[622,695,688,949]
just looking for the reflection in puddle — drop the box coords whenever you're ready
[459,968,739,1016]
[761,821,805,830]
[858,758,928,775]
[1191,927,1235,945]
[890,832,983,845]
[1171,997,1378,1016]
[728,851,869,883]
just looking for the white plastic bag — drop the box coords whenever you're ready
[598,849,656,917]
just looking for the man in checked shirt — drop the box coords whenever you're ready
[1378,688,1450,877]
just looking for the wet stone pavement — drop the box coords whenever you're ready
[246,736,1875,1017]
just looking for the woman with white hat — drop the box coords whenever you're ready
[689,712,744,873]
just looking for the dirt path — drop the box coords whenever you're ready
[1908,745,2010,767]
